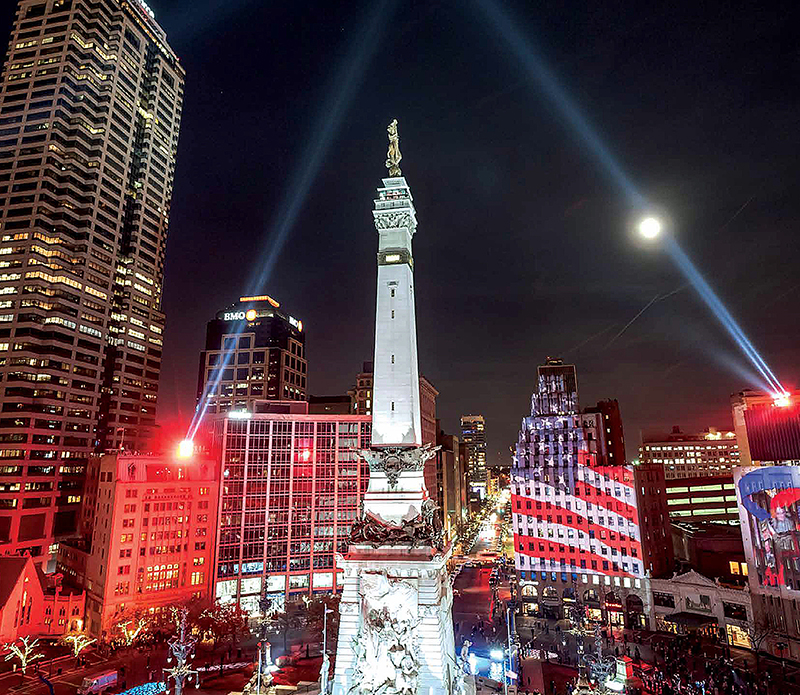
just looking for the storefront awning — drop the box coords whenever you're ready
[665,611,717,627]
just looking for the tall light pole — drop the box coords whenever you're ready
[163,608,198,695]
[320,606,334,695]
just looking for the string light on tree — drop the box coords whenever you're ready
[63,632,96,659]
[3,636,44,676]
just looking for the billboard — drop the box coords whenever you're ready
[737,466,800,590]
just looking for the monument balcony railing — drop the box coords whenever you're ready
[375,199,411,211]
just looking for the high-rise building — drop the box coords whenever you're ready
[58,451,218,639]
[211,405,371,613]
[349,361,373,415]
[511,358,651,628]
[196,295,307,414]
[461,414,486,497]
[632,459,674,578]
[437,426,468,538]
[639,426,740,480]
[0,0,184,561]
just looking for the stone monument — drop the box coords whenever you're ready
[331,122,457,695]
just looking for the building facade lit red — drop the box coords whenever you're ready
[60,452,218,639]
[211,407,371,615]
[512,359,651,628]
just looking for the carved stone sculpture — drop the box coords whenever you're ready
[349,572,419,695]
[356,444,439,489]
[349,498,445,551]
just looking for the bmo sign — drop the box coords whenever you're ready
[223,309,257,322]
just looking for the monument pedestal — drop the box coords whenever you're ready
[332,546,456,695]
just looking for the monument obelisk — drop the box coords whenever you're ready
[331,121,457,695]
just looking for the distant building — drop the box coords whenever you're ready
[663,475,739,525]
[0,556,84,643]
[639,427,740,480]
[308,395,353,415]
[196,295,307,415]
[511,359,650,628]
[211,407,371,614]
[61,453,219,639]
[461,415,487,498]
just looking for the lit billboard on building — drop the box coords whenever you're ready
[736,466,800,590]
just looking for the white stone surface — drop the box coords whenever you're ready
[371,177,422,447]
[332,553,456,695]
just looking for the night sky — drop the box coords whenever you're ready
[4,1,799,462]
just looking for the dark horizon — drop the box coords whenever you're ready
[5,1,797,462]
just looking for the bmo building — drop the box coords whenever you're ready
[197,296,307,414]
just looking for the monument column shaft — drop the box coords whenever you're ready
[371,177,422,447]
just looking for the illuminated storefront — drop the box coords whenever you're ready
[649,570,752,644]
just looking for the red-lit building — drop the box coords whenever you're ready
[211,406,371,615]
[0,556,84,643]
[59,452,219,639]
[512,359,651,628]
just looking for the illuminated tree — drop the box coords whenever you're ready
[116,611,150,647]
[3,636,44,676]
[62,632,96,659]
[199,600,250,647]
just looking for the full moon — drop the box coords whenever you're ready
[638,216,662,239]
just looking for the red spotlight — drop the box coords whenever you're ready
[177,439,194,459]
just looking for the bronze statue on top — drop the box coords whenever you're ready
[386,119,402,176]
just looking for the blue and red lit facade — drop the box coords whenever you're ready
[511,360,650,627]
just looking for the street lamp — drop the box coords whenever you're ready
[582,623,617,694]
[320,606,334,695]
[163,608,198,695]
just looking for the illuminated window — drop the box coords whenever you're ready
[385,254,401,263]
[729,561,740,575]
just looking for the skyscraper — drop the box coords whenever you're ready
[0,0,184,560]
[460,414,486,497]
[511,358,651,628]
[196,295,307,415]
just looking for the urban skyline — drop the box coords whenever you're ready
[0,2,795,465]
[1,2,800,691]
